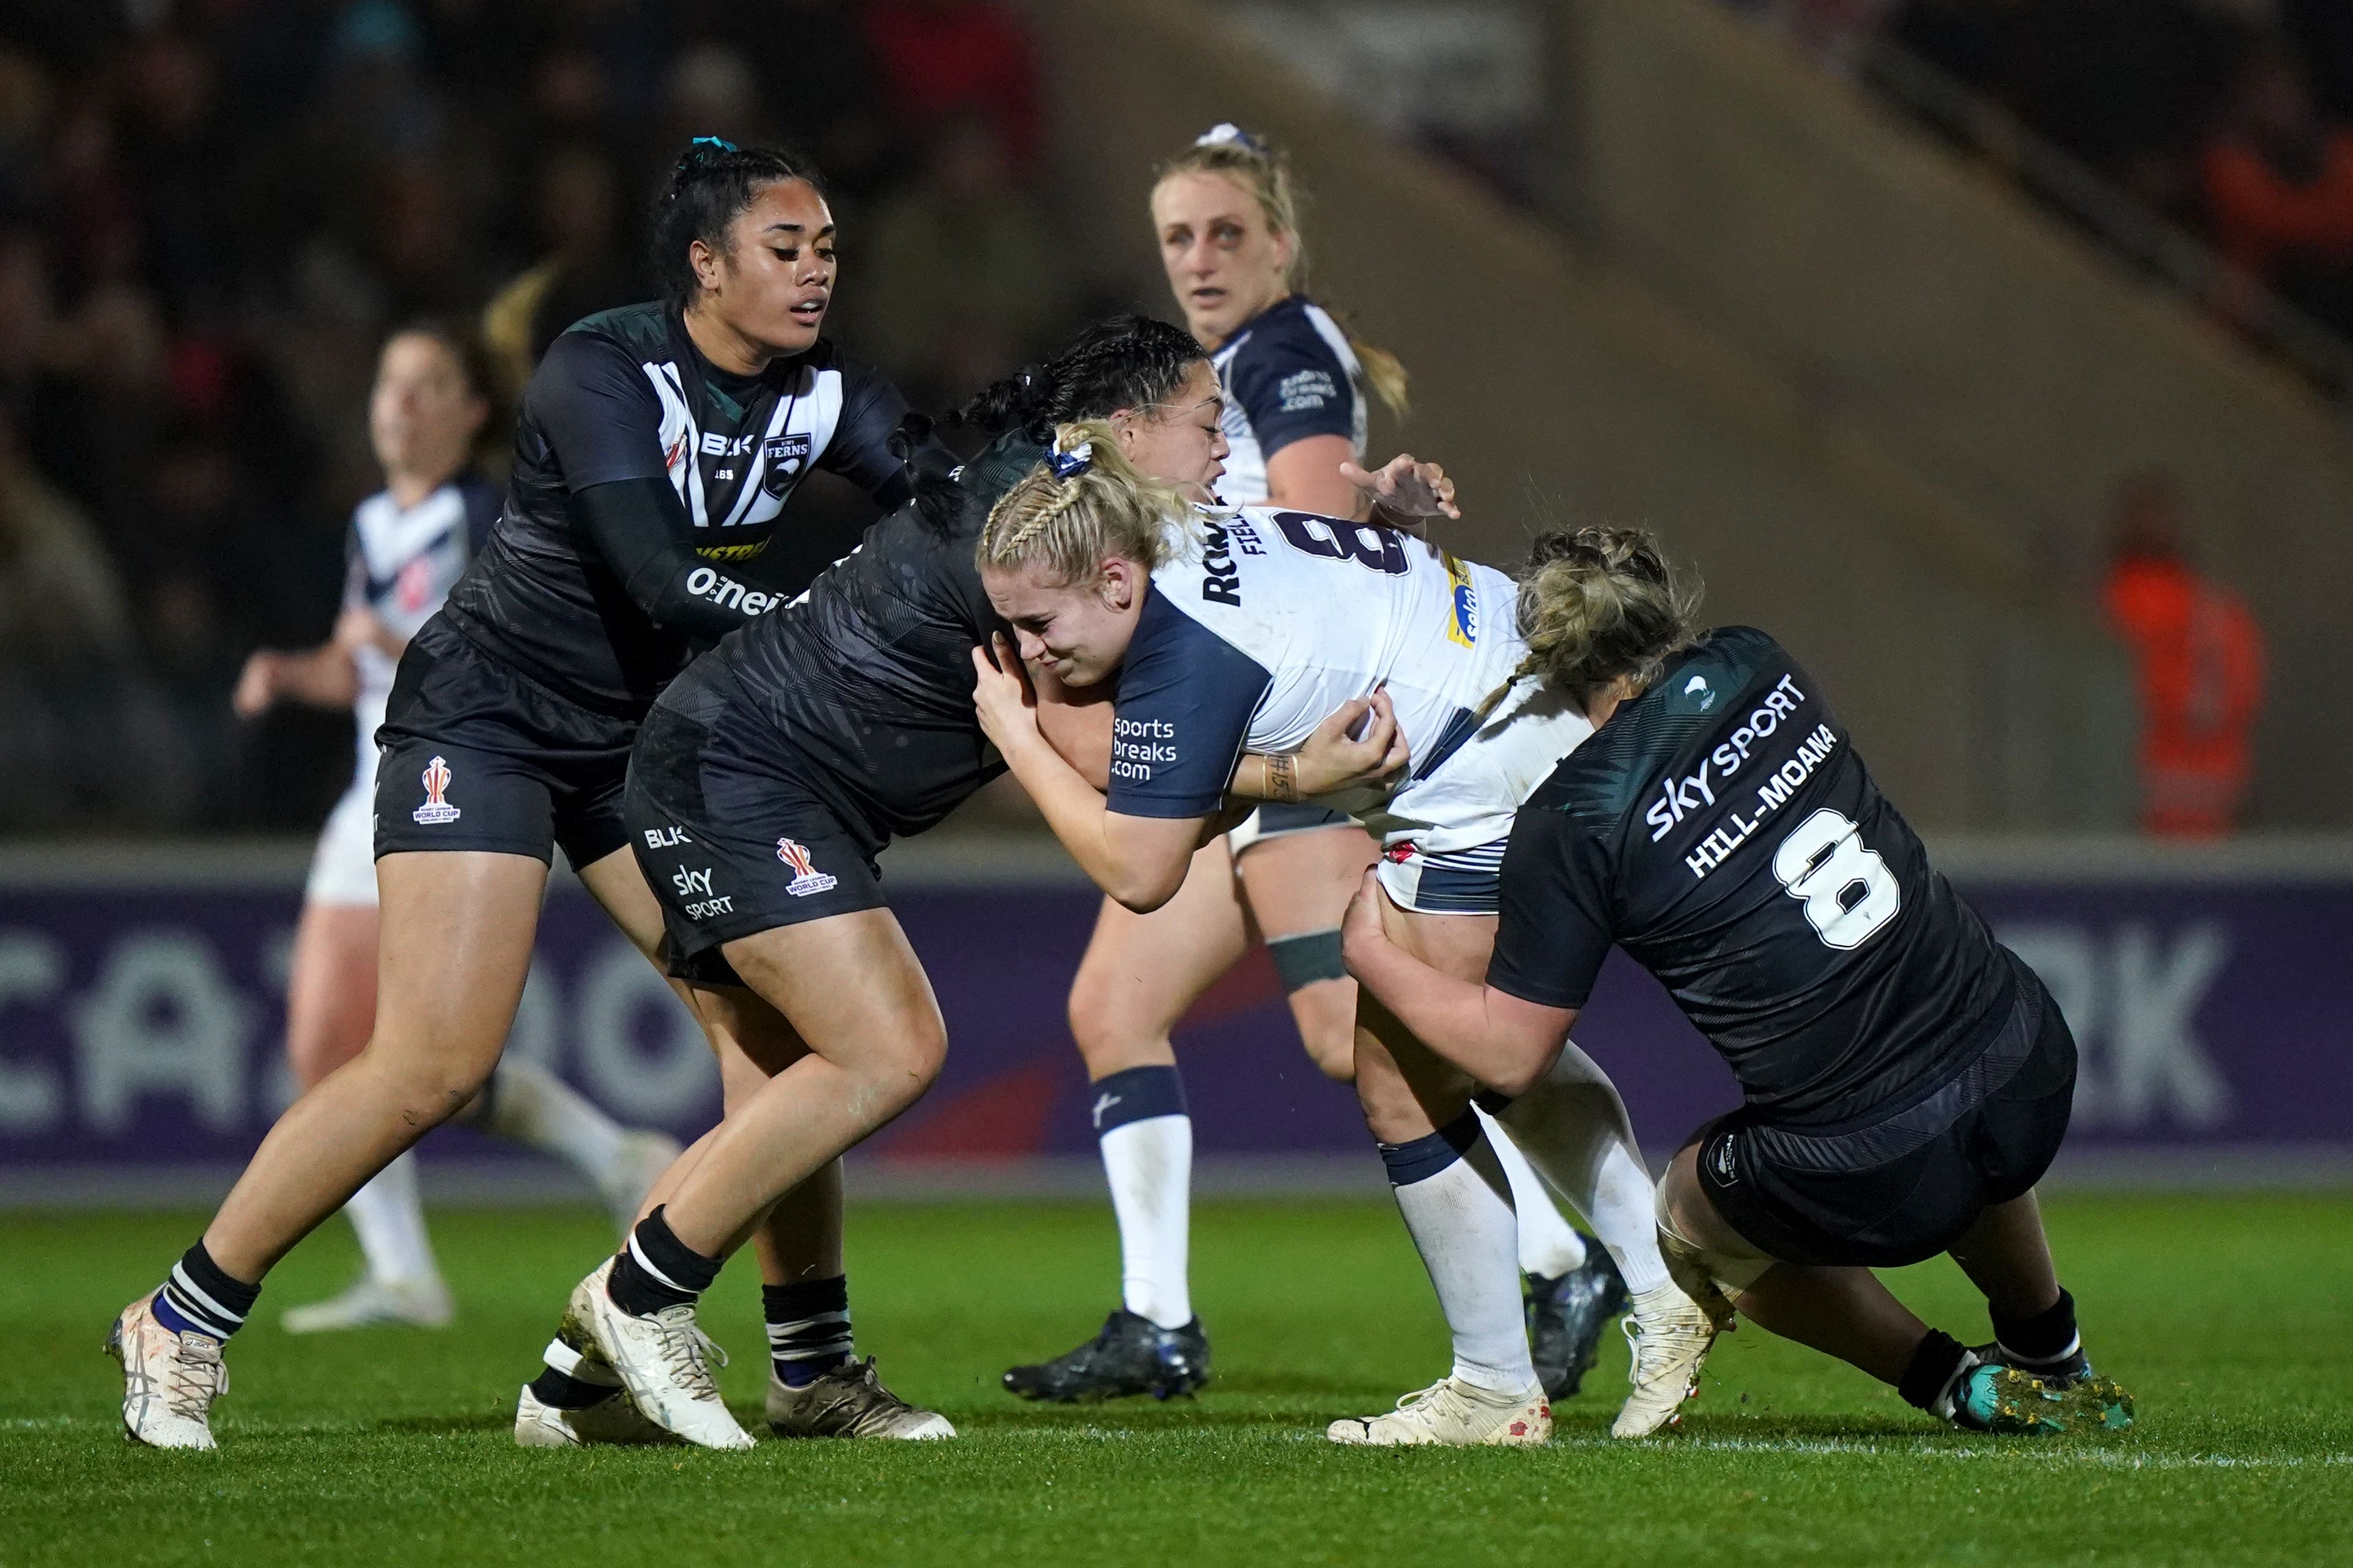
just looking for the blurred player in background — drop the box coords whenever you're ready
[109,141,937,1451]
[232,323,681,1333]
[1008,123,1621,1408]
[1342,529,2133,1437]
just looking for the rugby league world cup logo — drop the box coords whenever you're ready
[412,755,462,825]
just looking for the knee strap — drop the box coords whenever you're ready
[1655,1188,1775,1300]
[1266,928,1346,992]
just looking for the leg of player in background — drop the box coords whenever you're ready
[455,1057,680,1237]
[278,897,455,1333]
[1239,826,1623,1400]
[1000,839,1239,1402]
[1233,826,1373,1083]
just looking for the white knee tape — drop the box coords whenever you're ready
[1654,1189,1774,1297]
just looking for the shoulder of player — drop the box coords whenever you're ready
[1131,574,1266,664]
[1222,296,1348,383]
[1532,626,1808,820]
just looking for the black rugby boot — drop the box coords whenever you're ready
[1002,1309,1211,1402]
[1528,1243,1628,1399]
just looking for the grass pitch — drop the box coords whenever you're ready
[3,1193,2349,1566]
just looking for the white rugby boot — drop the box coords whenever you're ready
[558,1259,752,1451]
[766,1357,955,1439]
[514,1382,678,1448]
[281,1275,455,1334]
[1326,1375,1551,1447]
[1612,1278,1727,1437]
[594,1132,684,1238]
[106,1295,227,1451]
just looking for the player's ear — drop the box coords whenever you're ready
[1096,556,1138,611]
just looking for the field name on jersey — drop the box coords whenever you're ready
[1199,515,1265,608]
[1112,716,1179,781]
[684,565,781,617]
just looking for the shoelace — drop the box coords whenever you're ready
[167,1335,227,1420]
[650,1308,728,1401]
[1388,1378,1466,1422]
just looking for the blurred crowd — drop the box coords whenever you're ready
[0,0,1078,835]
[1734,1,2353,356]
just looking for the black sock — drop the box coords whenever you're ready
[1992,1287,2080,1366]
[529,1366,618,1410]
[152,1242,260,1341]
[765,1277,854,1387]
[1897,1329,1971,1411]
[607,1207,722,1317]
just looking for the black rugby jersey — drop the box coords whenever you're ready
[441,301,914,715]
[673,433,1043,841]
[1487,626,2015,1127]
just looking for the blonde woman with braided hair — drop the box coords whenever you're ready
[1009,123,1623,1413]
[492,314,1414,1449]
[971,440,1724,1446]
[1343,528,2135,1438]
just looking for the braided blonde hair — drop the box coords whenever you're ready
[1515,528,1704,707]
[1154,127,1410,419]
[976,421,1196,586]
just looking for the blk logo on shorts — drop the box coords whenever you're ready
[1710,1134,1740,1187]
[777,837,838,897]
[412,756,462,825]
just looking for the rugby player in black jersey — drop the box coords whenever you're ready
[107,140,942,1451]
[524,315,1434,1449]
[1340,529,2134,1435]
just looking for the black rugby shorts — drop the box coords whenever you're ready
[1694,956,2077,1270]
[372,617,638,869]
[626,696,888,989]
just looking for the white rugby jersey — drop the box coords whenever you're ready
[1211,296,1367,505]
[1106,506,1593,855]
[342,474,499,784]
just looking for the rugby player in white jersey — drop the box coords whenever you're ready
[1007,123,1623,1410]
[231,323,678,1332]
[971,429,1720,1445]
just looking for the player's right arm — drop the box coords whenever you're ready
[234,521,368,716]
[531,331,780,642]
[1340,802,1610,1096]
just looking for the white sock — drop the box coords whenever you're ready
[1385,1117,1538,1393]
[1477,1106,1588,1278]
[345,1150,439,1286]
[1101,1115,1193,1329]
[1493,1040,1672,1294]
[468,1059,629,1178]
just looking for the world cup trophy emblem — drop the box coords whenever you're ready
[412,755,462,825]
[776,836,837,896]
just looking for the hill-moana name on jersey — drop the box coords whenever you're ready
[1641,670,1844,877]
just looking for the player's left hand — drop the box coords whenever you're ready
[1340,866,1390,974]
[1343,454,1460,521]
[1295,687,1409,796]
[970,633,1041,751]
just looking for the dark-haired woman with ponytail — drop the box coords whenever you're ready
[106,140,940,1451]
[495,313,1423,1449]
[1005,124,1620,1410]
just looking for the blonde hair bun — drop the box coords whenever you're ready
[1515,527,1704,705]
